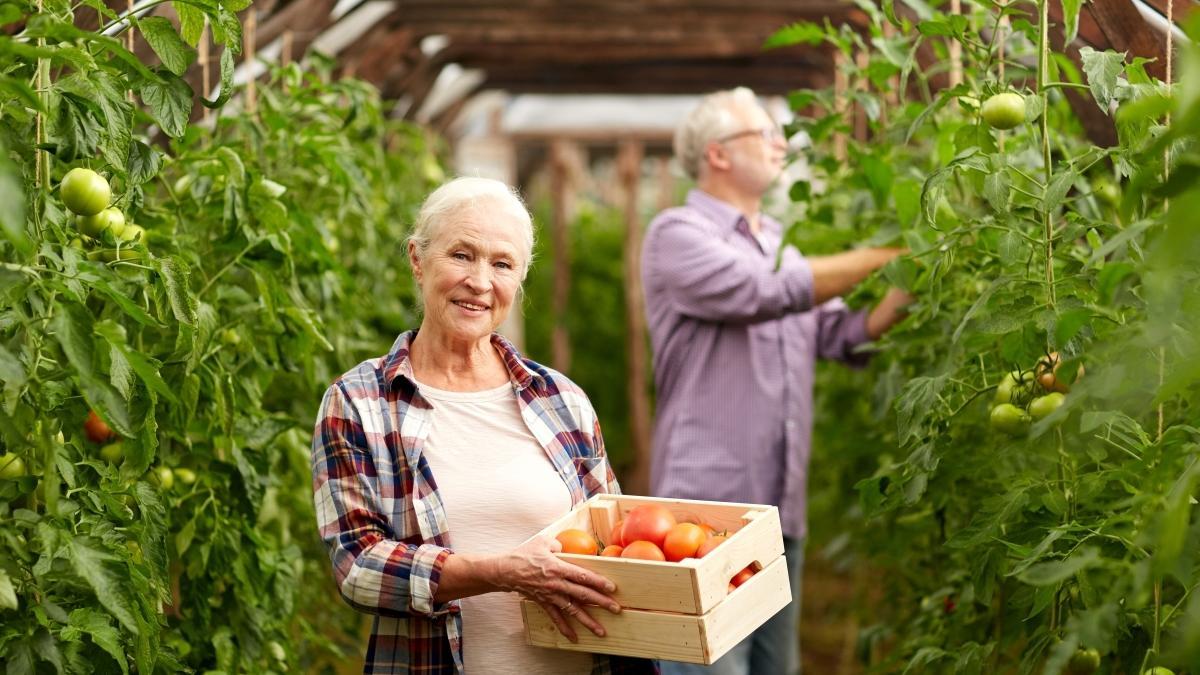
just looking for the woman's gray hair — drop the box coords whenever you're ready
[408,176,535,277]
[673,87,760,180]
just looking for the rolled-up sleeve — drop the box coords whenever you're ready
[814,298,872,367]
[649,217,815,323]
[311,382,454,619]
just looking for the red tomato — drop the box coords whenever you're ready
[609,519,626,548]
[695,534,728,558]
[663,523,707,562]
[84,410,116,444]
[730,565,755,587]
[620,540,666,561]
[600,545,624,557]
[556,529,599,556]
[622,505,677,549]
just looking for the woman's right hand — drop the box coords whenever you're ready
[485,534,622,642]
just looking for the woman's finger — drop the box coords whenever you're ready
[540,600,578,643]
[562,601,606,637]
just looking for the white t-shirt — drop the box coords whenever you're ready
[414,378,594,675]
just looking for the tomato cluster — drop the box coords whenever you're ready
[988,352,1078,436]
[60,167,147,262]
[555,504,758,591]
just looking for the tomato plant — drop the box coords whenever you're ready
[769,3,1200,672]
[0,3,445,669]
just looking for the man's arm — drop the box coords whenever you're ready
[807,247,907,305]
[866,287,913,339]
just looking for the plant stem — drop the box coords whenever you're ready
[1037,0,1055,310]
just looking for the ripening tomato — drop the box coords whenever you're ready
[695,534,728,558]
[663,523,707,562]
[556,528,599,556]
[620,540,666,561]
[730,565,755,588]
[84,410,116,444]
[622,505,676,549]
[1037,352,1083,393]
[698,523,717,537]
[600,545,624,557]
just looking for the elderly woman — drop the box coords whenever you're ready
[312,177,655,675]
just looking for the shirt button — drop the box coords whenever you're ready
[786,421,797,430]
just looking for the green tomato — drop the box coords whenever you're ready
[100,442,125,464]
[994,371,1034,404]
[1094,178,1120,206]
[1065,648,1101,675]
[61,168,112,216]
[0,453,27,479]
[1028,392,1066,420]
[267,640,286,662]
[981,92,1026,130]
[78,207,125,239]
[174,468,197,485]
[990,403,1031,436]
[118,223,145,243]
[100,248,144,263]
[1143,668,1175,675]
[152,466,175,490]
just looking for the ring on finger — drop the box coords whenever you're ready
[561,600,574,611]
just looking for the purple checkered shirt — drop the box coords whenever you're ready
[312,330,656,674]
[642,190,872,540]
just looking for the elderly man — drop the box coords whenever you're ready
[642,88,912,675]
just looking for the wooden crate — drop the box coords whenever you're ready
[520,494,791,664]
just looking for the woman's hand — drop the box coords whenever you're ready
[485,534,622,642]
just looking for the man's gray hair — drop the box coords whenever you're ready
[408,176,535,277]
[673,87,761,180]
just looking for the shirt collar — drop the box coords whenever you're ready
[685,189,783,238]
[382,329,545,392]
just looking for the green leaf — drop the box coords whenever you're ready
[1016,547,1101,586]
[0,74,45,112]
[49,304,134,436]
[201,46,236,109]
[895,375,947,445]
[138,16,196,76]
[67,538,139,633]
[32,629,64,675]
[1079,47,1126,113]
[139,71,193,138]
[210,7,242,51]
[175,2,205,46]
[1053,308,1091,347]
[763,21,826,49]
[1044,170,1075,213]
[983,165,1010,212]
[64,609,129,675]
[0,150,31,255]
[126,141,163,187]
[1060,0,1082,43]
[0,567,17,609]
[153,256,197,325]
[94,320,178,404]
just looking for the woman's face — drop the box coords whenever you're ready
[410,202,527,345]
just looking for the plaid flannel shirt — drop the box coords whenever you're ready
[312,330,657,674]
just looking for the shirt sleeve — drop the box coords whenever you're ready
[648,216,816,323]
[814,298,873,367]
[311,382,455,619]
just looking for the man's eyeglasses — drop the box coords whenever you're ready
[716,127,786,144]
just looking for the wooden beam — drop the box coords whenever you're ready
[548,139,579,374]
[255,0,337,51]
[619,140,652,497]
[1086,0,1169,80]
